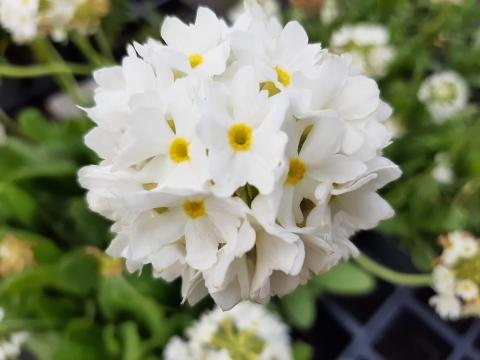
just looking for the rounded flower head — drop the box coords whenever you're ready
[0,0,110,43]
[79,3,399,309]
[418,70,469,124]
[330,24,395,78]
[430,232,480,320]
[164,302,292,360]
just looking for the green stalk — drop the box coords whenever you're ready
[32,38,86,106]
[71,32,107,67]
[0,63,93,77]
[94,28,114,62]
[355,253,432,287]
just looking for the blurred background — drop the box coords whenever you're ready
[0,0,479,359]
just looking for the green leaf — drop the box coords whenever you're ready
[311,262,376,296]
[68,197,112,247]
[17,109,52,143]
[98,277,169,343]
[0,183,36,226]
[53,319,111,360]
[292,342,313,360]
[59,252,100,294]
[281,286,316,330]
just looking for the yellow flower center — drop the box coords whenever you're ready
[188,54,204,69]
[169,138,190,163]
[275,66,291,88]
[260,81,281,97]
[286,158,306,186]
[183,200,206,219]
[228,123,253,152]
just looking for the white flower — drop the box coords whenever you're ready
[0,0,38,43]
[432,265,455,294]
[330,24,395,78]
[197,66,288,196]
[430,232,480,320]
[418,70,469,123]
[115,190,253,271]
[429,294,462,320]
[79,4,399,309]
[164,302,292,360]
[431,153,454,185]
[161,7,230,78]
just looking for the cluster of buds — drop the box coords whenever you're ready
[430,232,480,320]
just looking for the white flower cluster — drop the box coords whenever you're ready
[430,232,480,320]
[79,4,400,309]
[418,70,469,124]
[0,308,28,360]
[164,302,292,360]
[330,24,395,79]
[0,0,108,43]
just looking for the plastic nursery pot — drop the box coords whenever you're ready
[292,231,480,360]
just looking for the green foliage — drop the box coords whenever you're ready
[0,110,198,359]
[292,342,313,360]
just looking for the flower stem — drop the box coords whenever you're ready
[32,38,86,106]
[95,28,114,62]
[71,32,108,67]
[354,253,432,287]
[0,63,93,77]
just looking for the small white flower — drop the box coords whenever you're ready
[455,279,479,301]
[431,153,454,185]
[430,232,480,320]
[164,302,292,360]
[432,265,455,294]
[429,294,462,320]
[197,66,288,196]
[418,70,469,123]
[161,7,230,78]
[330,24,395,78]
[448,231,478,260]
